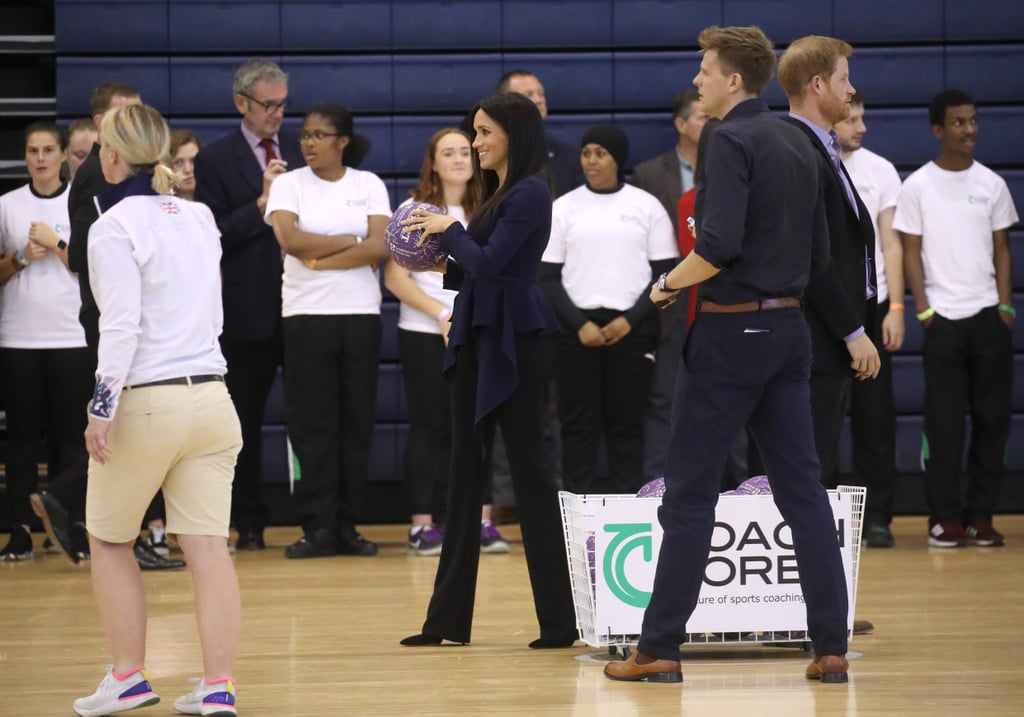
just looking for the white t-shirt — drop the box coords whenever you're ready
[395,200,463,335]
[893,160,1019,320]
[544,184,678,311]
[265,166,391,317]
[845,147,901,303]
[0,183,85,349]
[88,194,226,419]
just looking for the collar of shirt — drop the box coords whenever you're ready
[787,112,845,171]
[97,172,158,214]
[722,97,770,122]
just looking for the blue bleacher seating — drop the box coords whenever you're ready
[282,1,392,51]
[169,57,260,116]
[834,0,944,44]
[946,46,1024,105]
[945,2,1024,42]
[168,0,280,53]
[376,364,407,422]
[852,48,943,107]
[503,54,615,111]
[393,55,503,113]
[391,0,501,51]
[392,116,461,174]
[283,56,393,114]
[612,52,702,110]
[610,0,723,48]
[56,57,170,115]
[55,0,169,53]
[380,302,400,362]
[501,0,613,48]
[722,0,831,45]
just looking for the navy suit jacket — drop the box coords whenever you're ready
[193,128,304,343]
[785,117,878,376]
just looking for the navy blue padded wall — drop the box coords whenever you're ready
[391,0,501,51]
[168,0,280,52]
[169,57,264,115]
[946,46,1024,105]
[56,58,170,115]
[282,56,393,114]
[723,0,831,44]
[852,48,943,106]
[611,0,722,47]
[393,55,502,113]
[55,0,168,53]
[506,54,615,111]
[833,0,943,43]
[945,2,1024,42]
[502,0,613,48]
[281,1,392,51]
[613,52,701,110]
[392,116,460,174]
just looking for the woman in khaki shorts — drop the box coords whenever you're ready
[72,104,242,717]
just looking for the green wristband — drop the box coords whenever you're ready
[999,303,1017,318]
[916,307,935,322]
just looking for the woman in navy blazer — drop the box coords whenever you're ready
[400,93,577,649]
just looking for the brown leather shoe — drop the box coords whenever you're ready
[604,651,682,683]
[853,619,874,635]
[806,654,849,683]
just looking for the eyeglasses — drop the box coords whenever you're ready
[241,93,287,114]
[299,131,340,143]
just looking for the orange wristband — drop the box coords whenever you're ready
[889,302,904,310]
[306,258,317,270]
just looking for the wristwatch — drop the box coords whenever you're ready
[57,239,68,250]
[658,273,680,293]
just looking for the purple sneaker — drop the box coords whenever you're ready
[480,521,510,554]
[408,524,444,556]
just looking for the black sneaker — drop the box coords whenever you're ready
[71,522,90,561]
[235,528,266,551]
[30,492,78,564]
[862,523,895,548]
[133,537,186,570]
[0,525,34,561]
[337,530,378,557]
[284,528,339,559]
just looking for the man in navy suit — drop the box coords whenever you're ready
[194,59,304,551]
[779,37,880,637]
[779,36,881,486]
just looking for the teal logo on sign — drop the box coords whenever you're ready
[602,523,654,607]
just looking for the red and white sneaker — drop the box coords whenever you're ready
[928,519,968,548]
[965,521,1005,547]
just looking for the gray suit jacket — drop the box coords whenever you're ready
[631,149,683,234]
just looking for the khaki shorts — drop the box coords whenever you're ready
[87,380,243,544]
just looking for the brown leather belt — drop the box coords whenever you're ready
[125,374,224,390]
[696,297,801,313]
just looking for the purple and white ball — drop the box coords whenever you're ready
[636,477,666,498]
[385,201,447,271]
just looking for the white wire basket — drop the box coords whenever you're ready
[559,486,866,650]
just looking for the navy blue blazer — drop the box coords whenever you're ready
[438,175,560,425]
[193,127,304,343]
[785,117,878,376]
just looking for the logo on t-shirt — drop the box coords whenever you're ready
[346,199,367,207]
[968,194,991,207]
[620,214,642,226]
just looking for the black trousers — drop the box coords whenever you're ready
[398,329,450,519]
[638,310,848,659]
[849,299,898,526]
[923,306,1013,523]
[810,369,852,489]
[0,347,92,527]
[221,336,282,532]
[555,309,658,494]
[420,333,576,643]
[284,314,380,536]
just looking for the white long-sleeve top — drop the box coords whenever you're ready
[87,192,226,420]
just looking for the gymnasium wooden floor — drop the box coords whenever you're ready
[4,515,1023,717]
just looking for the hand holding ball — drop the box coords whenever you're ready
[385,202,448,271]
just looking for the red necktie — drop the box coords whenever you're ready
[259,138,277,163]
